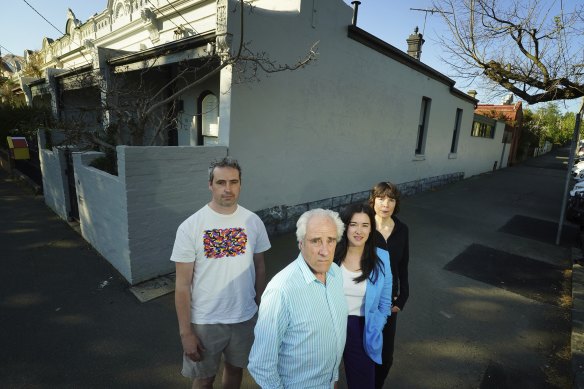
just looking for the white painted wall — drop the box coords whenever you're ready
[38,130,73,221]
[72,146,227,284]
[458,120,508,175]
[39,146,70,221]
[120,145,227,282]
[41,0,218,70]
[225,0,485,211]
[74,151,132,281]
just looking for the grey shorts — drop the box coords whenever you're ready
[181,314,257,379]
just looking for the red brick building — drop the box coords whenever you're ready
[475,101,523,166]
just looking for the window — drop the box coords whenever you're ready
[471,115,496,138]
[450,108,463,153]
[416,97,431,155]
[196,91,219,145]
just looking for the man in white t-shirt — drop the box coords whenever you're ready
[171,156,271,389]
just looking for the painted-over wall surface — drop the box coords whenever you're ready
[73,146,227,284]
[74,151,131,280]
[224,0,496,212]
[38,130,75,221]
[121,145,227,282]
[39,147,70,221]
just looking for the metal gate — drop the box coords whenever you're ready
[64,149,79,221]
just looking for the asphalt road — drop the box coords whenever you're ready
[0,147,577,388]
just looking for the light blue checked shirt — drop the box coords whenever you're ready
[249,254,348,389]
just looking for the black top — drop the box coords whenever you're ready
[373,216,409,310]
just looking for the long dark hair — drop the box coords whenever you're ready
[334,203,384,284]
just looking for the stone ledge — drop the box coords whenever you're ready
[258,172,464,235]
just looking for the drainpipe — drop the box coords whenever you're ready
[351,1,361,26]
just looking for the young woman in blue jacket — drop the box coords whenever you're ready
[334,203,392,389]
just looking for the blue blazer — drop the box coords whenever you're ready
[363,248,392,364]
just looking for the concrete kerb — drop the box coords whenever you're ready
[573,244,584,388]
[9,168,42,195]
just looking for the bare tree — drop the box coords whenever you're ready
[58,0,318,154]
[433,0,584,104]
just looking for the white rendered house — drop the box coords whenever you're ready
[31,0,509,283]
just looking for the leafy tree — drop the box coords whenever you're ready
[522,102,577,146]
[434,0,584,104]
[22,51,44,78]
[0,105,52,149]
[0,77,19,107]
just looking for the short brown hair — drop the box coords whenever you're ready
[209,157,242,183]
[368,181,401,214]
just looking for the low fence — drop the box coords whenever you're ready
[534,142,553,157]
[73,145,227,284]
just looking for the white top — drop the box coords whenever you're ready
[341,264,366,316]
[170,204,271,324]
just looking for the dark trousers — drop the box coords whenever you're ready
[375,312,398,389]
[344,316,375,389]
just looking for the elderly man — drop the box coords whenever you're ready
[248,208,348,389]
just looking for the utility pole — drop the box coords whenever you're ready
[557,98,584,245]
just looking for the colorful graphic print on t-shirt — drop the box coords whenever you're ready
[203,228,248,258]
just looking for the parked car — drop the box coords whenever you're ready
[571,181,584,197]
[573,160,584,180]
[567,191,584,223]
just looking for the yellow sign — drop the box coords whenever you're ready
[6,136,30,160]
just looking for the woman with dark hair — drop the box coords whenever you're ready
[369,182,410,389]
[334,203,392,389]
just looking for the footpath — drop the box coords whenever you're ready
[0,147,582,388]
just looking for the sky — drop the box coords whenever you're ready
[0,0,582,111]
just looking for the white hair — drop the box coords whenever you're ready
[295,208,345,243]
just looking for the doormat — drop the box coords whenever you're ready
[129,273,175,303]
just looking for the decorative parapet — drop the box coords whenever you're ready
[215,0,231,56]
[141,8,160,43]
[257,172,465,236]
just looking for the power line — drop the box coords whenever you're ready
[19,0,91,64]
[165,0,198,35]
[21,0,65,36]
[0,44,15,56]
[146,0,184,32]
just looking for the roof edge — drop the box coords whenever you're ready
[347,25,477,104]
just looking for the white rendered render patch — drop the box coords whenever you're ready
[249,0,301,13]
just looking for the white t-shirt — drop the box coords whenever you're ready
[341,264,366,316]
[170,204,271,324]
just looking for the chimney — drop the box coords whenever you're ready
[351,1,361,26]
[501,93,513,105]
[467,90,477,99]
[406,27,424,60]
